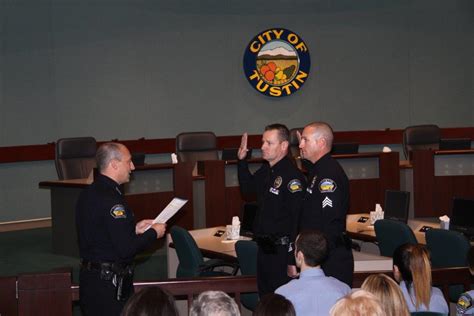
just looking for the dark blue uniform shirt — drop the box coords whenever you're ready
[76,173,156,264]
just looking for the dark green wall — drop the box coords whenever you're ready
[0,0,473,221]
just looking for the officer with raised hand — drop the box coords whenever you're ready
[298,122,354,287]
[237,124,306,297]
[76,142,166,316]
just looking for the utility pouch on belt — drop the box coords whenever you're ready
[113,269,133,301]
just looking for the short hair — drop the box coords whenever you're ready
[304,122,334,149]
[329,290,384,316]
[392,243,432,310]
[362,274,410,316]
[264,123,290,143]
[254,293,296,316]
[121,286,178,316]
[295,230,328,267]
[96,142,124,172]
[189,291,240,316]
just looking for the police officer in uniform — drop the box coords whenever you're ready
[457,248,474,315]
[238,124,306,297]
[298,122,354,287]
[76,142,166,316]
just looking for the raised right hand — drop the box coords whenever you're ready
[237,132,249,160]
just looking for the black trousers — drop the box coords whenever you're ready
[79,269,132,316]
[257,245,290,298]
[322,246,354,287]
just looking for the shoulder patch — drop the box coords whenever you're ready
[319,178,337,193]
[287,179,303,193]
[110,204,127,219]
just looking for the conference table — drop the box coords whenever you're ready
[166,226,394,279]
[346,213,441,244]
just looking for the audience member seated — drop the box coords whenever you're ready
[121,286,178,316]
[329,290,384,316]
[276,230,350,315]
[189,291,240,316]
[361,273,410,316]
[393,243,449,314]
[253,293,296,316]
[456,247,474,315]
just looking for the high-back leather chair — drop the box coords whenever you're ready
[175,132,218,164]
[374,219,417,257]
[403,125,440,160]
[55,137,97,180]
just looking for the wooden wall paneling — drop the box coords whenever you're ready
[173,162,195,230]
[348,179,380,213]
[17,271,73,316]
[378,151,401,204]
[412,150,436,217]
[203,160,227,227]
[0,276,18,316]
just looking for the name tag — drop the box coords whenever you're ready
[269,187,279,195]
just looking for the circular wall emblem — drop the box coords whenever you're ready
[243,28,311,97]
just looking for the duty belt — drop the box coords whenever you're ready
[254,235,290,246]
[80,260,132,272]
[80,259,134,302]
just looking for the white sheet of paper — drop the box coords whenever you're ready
[152,197,188,224]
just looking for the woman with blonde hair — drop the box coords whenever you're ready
[392,243,449,313]
[362,273,410,316]
[329,290,384,316]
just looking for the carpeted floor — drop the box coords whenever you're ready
[0,227,168,284]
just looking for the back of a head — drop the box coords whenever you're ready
[121,286,178,316]
[253,293,296,316]
[361,274,410,316]
[296,230,328,267]
[190,291,240,316]
[393,243,432,310]
[96,142,124,172]
[305,122,334,149]
[329,290,384,316]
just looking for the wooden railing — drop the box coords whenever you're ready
[1,266,471,315]
[1,127,473,164]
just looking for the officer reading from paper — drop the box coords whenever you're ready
[298,122,354,287]
[76,142,166,316]
[237,124,306,297]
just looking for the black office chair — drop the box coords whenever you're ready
[170,226,238,278]
[175,131,219,164]
[374,219,417,257]
[235,240,259,311]
[55,137,97,180]
[331,142,359,154]
[426,228,470,302]
[403,125,440,160]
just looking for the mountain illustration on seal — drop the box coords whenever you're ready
[256,41,299,85]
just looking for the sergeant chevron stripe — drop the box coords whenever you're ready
[322,197,333,208]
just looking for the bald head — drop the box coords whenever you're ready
[305,122,334,149]
[299,122,334,163]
